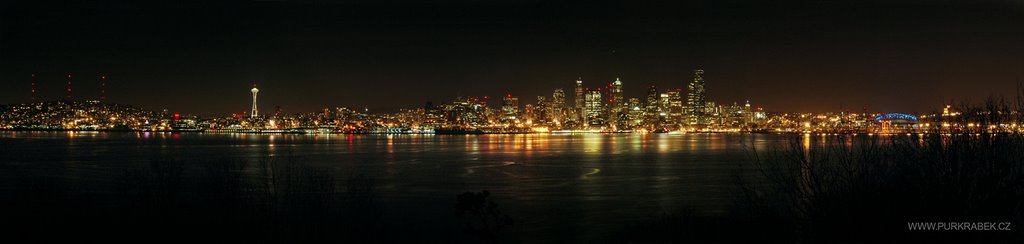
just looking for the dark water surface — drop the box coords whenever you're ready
[0,132,789,243]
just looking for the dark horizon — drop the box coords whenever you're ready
[2,0,1023,116]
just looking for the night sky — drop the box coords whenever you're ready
[2,0,1023,116]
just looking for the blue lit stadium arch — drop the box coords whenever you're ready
[874,113,918,123]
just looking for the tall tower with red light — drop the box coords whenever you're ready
[65,73,73,100]
[100,75,107,102]
[610,78,624,113]
[30,74,37,101]
[250,83,260,118]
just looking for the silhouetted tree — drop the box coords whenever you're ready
[455,190,514,243]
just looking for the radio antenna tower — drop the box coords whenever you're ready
[65,73,73,100]
[100,75,107,102]
[30,74,37,101]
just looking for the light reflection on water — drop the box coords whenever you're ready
[2,132,805,242]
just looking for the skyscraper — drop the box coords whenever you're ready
[608,78,624,125]
[665,89,683,125]
[626,97,644,128]
[610,78,624,106]
[501,93,519,123]
[574,78,584,121]
[534,95,548,124]
[251,83,260,118]
[744,100,753,124]
[645,83,659,110]
[551,89,566,124]
[644,83,661,127]
[524,104,535,124]
[584,89,603,126]
[687,69,707,125]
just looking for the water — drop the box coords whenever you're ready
[0,131,788,243]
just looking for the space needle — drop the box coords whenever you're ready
[250,83,259,118]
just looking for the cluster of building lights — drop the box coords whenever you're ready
[2,73,1022,134]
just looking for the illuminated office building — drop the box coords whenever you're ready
[687,69,707,125]
[501,94,519,123]
[584,89,603,127]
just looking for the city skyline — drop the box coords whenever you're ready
[5,67,1012,135]
[2,1,1023,115]
[3,71,1013,117]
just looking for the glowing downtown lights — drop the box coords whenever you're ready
[2,78,1021,134]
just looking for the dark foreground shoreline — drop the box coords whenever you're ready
[2,132,1022,243]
